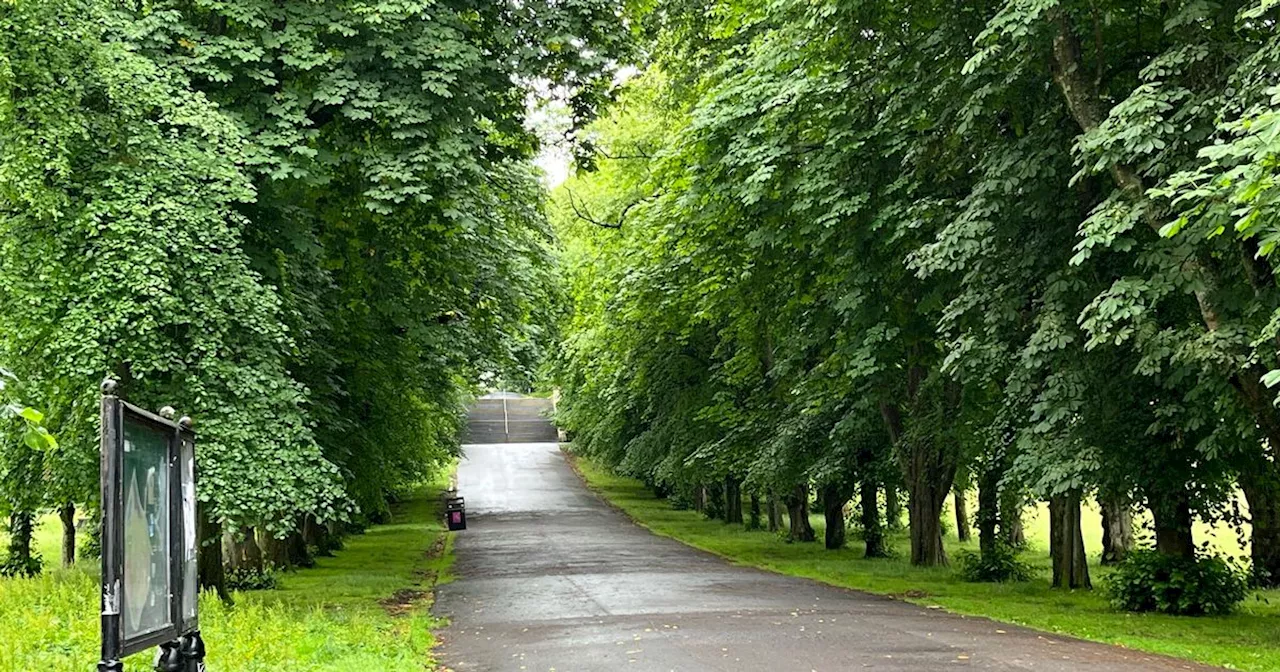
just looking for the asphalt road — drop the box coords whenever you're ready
[434,442,1216,671]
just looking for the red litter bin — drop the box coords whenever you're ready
[446,496,466,531]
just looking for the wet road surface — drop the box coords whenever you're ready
[434,442,1217,671]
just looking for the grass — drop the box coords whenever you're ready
[572,455,1280,672]
[0,475,454,672]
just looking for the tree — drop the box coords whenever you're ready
[1,0,631,582]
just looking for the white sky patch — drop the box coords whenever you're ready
[526,79,574,189]
[525,64,639,190]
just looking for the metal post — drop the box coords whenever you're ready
[502,393,509,442]
[179,630,206,672]
[98,379,123,672]
[154,640,183,672]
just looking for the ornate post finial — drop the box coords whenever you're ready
[159,406,176,419]
[101,378,118,395]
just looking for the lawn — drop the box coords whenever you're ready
[0,478,454,672]
[571,454,1280,672]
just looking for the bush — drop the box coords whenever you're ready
[225,565,279,591]
[0,551,42,578]
[957,543,1034,583]
[1106,550,1248,615]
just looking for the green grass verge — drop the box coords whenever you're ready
[0,476,454,672]
[571,455,1280,672]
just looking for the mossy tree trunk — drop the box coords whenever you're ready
[198,504,230,601]
[860,476,887,558]
[884,483,902,531]
[954,485,971,542]
[747,492,762,530]
[822,482,851,550]
[767,491,783,532]
[785,483,815,542]
[1000,487,1025,548]
[1240,470,1280,586]
[724,475,743,525]
[1152,491,1196,560]
[58,503,76,567]
[231,525,264,572]
[1099,496,1133,565]
[1049,492,1091,589]
[3,511,38,576]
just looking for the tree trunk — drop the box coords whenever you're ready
[885,484,902,531]
[1006,512,1025,547]
[906,468,951,566]
[325,520,346,552]
[1240,469,1280,586]
[59,503,76,568]
[724,475,743,525]
[1000,487,1025,548]
[704,482,725,520]
[884,484,903,531]
[1048,0,1280,582]
[767,491,783,532]
[235,525,264,571]
[748,492,762,530]
[977,465,1000,558]
[954,485,971,542]
[3,511,38,576]
[860,477,887,558]
[899,425,956,566]
[260,529,290,569]
[693,485,706,514]
[822,483,850,550]
[303,515,334,557]
[198,504,230,601]
[785,483,815,542]
[1151,491,1196,560]
[286,527,312,568]
[1099,497,1134,565]
[1049,493,1092,589]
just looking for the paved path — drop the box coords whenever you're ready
[435,442,1216,671]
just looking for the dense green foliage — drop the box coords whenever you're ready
[956,544,1035,584]
[551,0,1280,613]
[0,0,630,575]
[1107,549,1250,616]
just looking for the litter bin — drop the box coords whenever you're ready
[446,496,466,531]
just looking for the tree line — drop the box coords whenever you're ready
[0,0,632,584]
[551,0,1280,603]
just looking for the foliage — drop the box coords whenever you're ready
[0,370,55,453]
[0,0,628,565]
[550,0,1280,586]
[956,544,1035,584]
[224,566,280,592]
[0,535,41,579]
[1107,550,1250,616]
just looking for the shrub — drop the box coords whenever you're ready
[957,543,1034,583]
[1106,550,1248,616]
[225,565,279,591]
[0,551,42,578]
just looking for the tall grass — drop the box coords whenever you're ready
[0,480,452,672]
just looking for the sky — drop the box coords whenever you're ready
[526,86,574,189]
[527,66,638,190]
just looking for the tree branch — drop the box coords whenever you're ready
[1047,5,1224,330]
[565,187,659,230]
[565,188,621,229]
